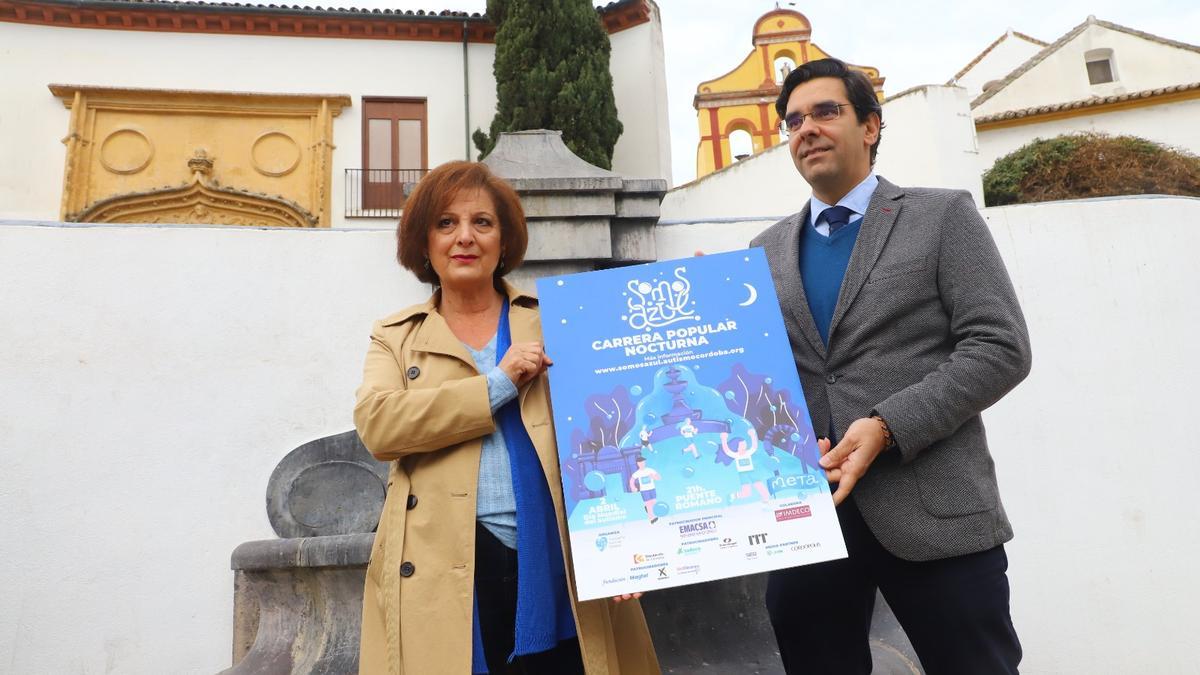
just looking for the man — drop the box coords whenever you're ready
[751,58,1032,674]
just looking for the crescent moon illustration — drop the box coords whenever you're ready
[739,283,758,306]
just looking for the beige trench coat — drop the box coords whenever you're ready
[354,282,661,675]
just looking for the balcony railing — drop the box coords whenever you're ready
[344,168,428,218]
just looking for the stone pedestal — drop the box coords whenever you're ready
[226,536,372,675]
[482,130,668,285]
[223,431,384,674]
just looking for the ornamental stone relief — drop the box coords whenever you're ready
[76,149,319,228]
[251,131,301,177]
[98,127,154,175]
[51,85,350,227]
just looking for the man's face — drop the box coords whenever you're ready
[784,77,879,201]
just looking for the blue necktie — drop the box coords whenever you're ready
[819,205,855,234]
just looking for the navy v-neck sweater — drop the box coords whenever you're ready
[799,217,862,345]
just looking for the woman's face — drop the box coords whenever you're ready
[426,187,503,295]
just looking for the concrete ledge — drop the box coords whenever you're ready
[619,178,670,194]
[611,218,657,263]
[520,192,617,218]
[525,218,612,260]
[616,193,665,218]
[505,176,625,192]
[231,533,374,571]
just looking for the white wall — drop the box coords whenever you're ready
[0,14,668,226]
[0,221,429,674]
[660,85,983,223]
[657,195,1200,674]
[980,195,1200,674]
[608,6,672,181]
[954,33,1045,101]
[977,96,1200,169]
[974,22,1200,116]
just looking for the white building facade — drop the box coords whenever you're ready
[0,0,671,228]
[963,17,1200,171]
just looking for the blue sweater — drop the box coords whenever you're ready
[800,218,863,345]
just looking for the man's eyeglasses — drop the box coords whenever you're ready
[779,102,850,135]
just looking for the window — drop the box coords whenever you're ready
[774,55,797,85]
[729,129,753,161]
[359,98,427,213]
[1084,48,1117,85]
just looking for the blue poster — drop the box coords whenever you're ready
[537,248,847,601]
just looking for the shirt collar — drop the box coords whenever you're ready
[809,172,879,228]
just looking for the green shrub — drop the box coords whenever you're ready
[983,132,1200,206]
[474,0,623,169]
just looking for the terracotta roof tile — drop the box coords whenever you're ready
[26,0,644,22]
[973,81,1200,124]
[33,0,486,18]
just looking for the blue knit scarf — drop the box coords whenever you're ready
[471,300,577,673]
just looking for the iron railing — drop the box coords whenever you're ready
[344,168,428,218]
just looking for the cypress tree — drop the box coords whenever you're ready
[473,0,624,169]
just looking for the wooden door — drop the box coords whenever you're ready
[362,99,427,211]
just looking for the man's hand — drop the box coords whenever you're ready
[498,341,553,387]
[818,417,889,505]
[612,592,643,603]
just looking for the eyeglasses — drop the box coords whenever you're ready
[779,102,850,135]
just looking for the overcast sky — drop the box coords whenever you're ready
[235,0,1198,185]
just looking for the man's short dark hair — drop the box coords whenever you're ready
[775,58,884,165]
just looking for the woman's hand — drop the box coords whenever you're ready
[611,592,643,603]
[498,341,553,388]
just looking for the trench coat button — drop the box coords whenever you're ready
[825,374,837,384]
[399,561,415,577]
[406,494,418,510]
[406,366,421,380]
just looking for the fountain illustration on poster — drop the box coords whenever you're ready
[537,249,847,601]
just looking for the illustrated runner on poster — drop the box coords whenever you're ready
[679,418,700,459]
[638,425,654,454]
[628,455,663,524]
[722,430,770,504]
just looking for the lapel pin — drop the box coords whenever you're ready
[881,207,893,213]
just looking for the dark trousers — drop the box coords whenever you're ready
[473,523,585,675]
[765,498,1022,675]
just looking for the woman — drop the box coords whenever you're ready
[354,161,660,675]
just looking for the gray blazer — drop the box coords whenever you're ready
[750,176,1032,561]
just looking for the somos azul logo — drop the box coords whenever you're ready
[624,267,698,331]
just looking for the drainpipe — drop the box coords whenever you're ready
[463,19,471,160]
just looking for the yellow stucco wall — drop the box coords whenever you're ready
[51,85,350,227]
[693,9,883,179]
